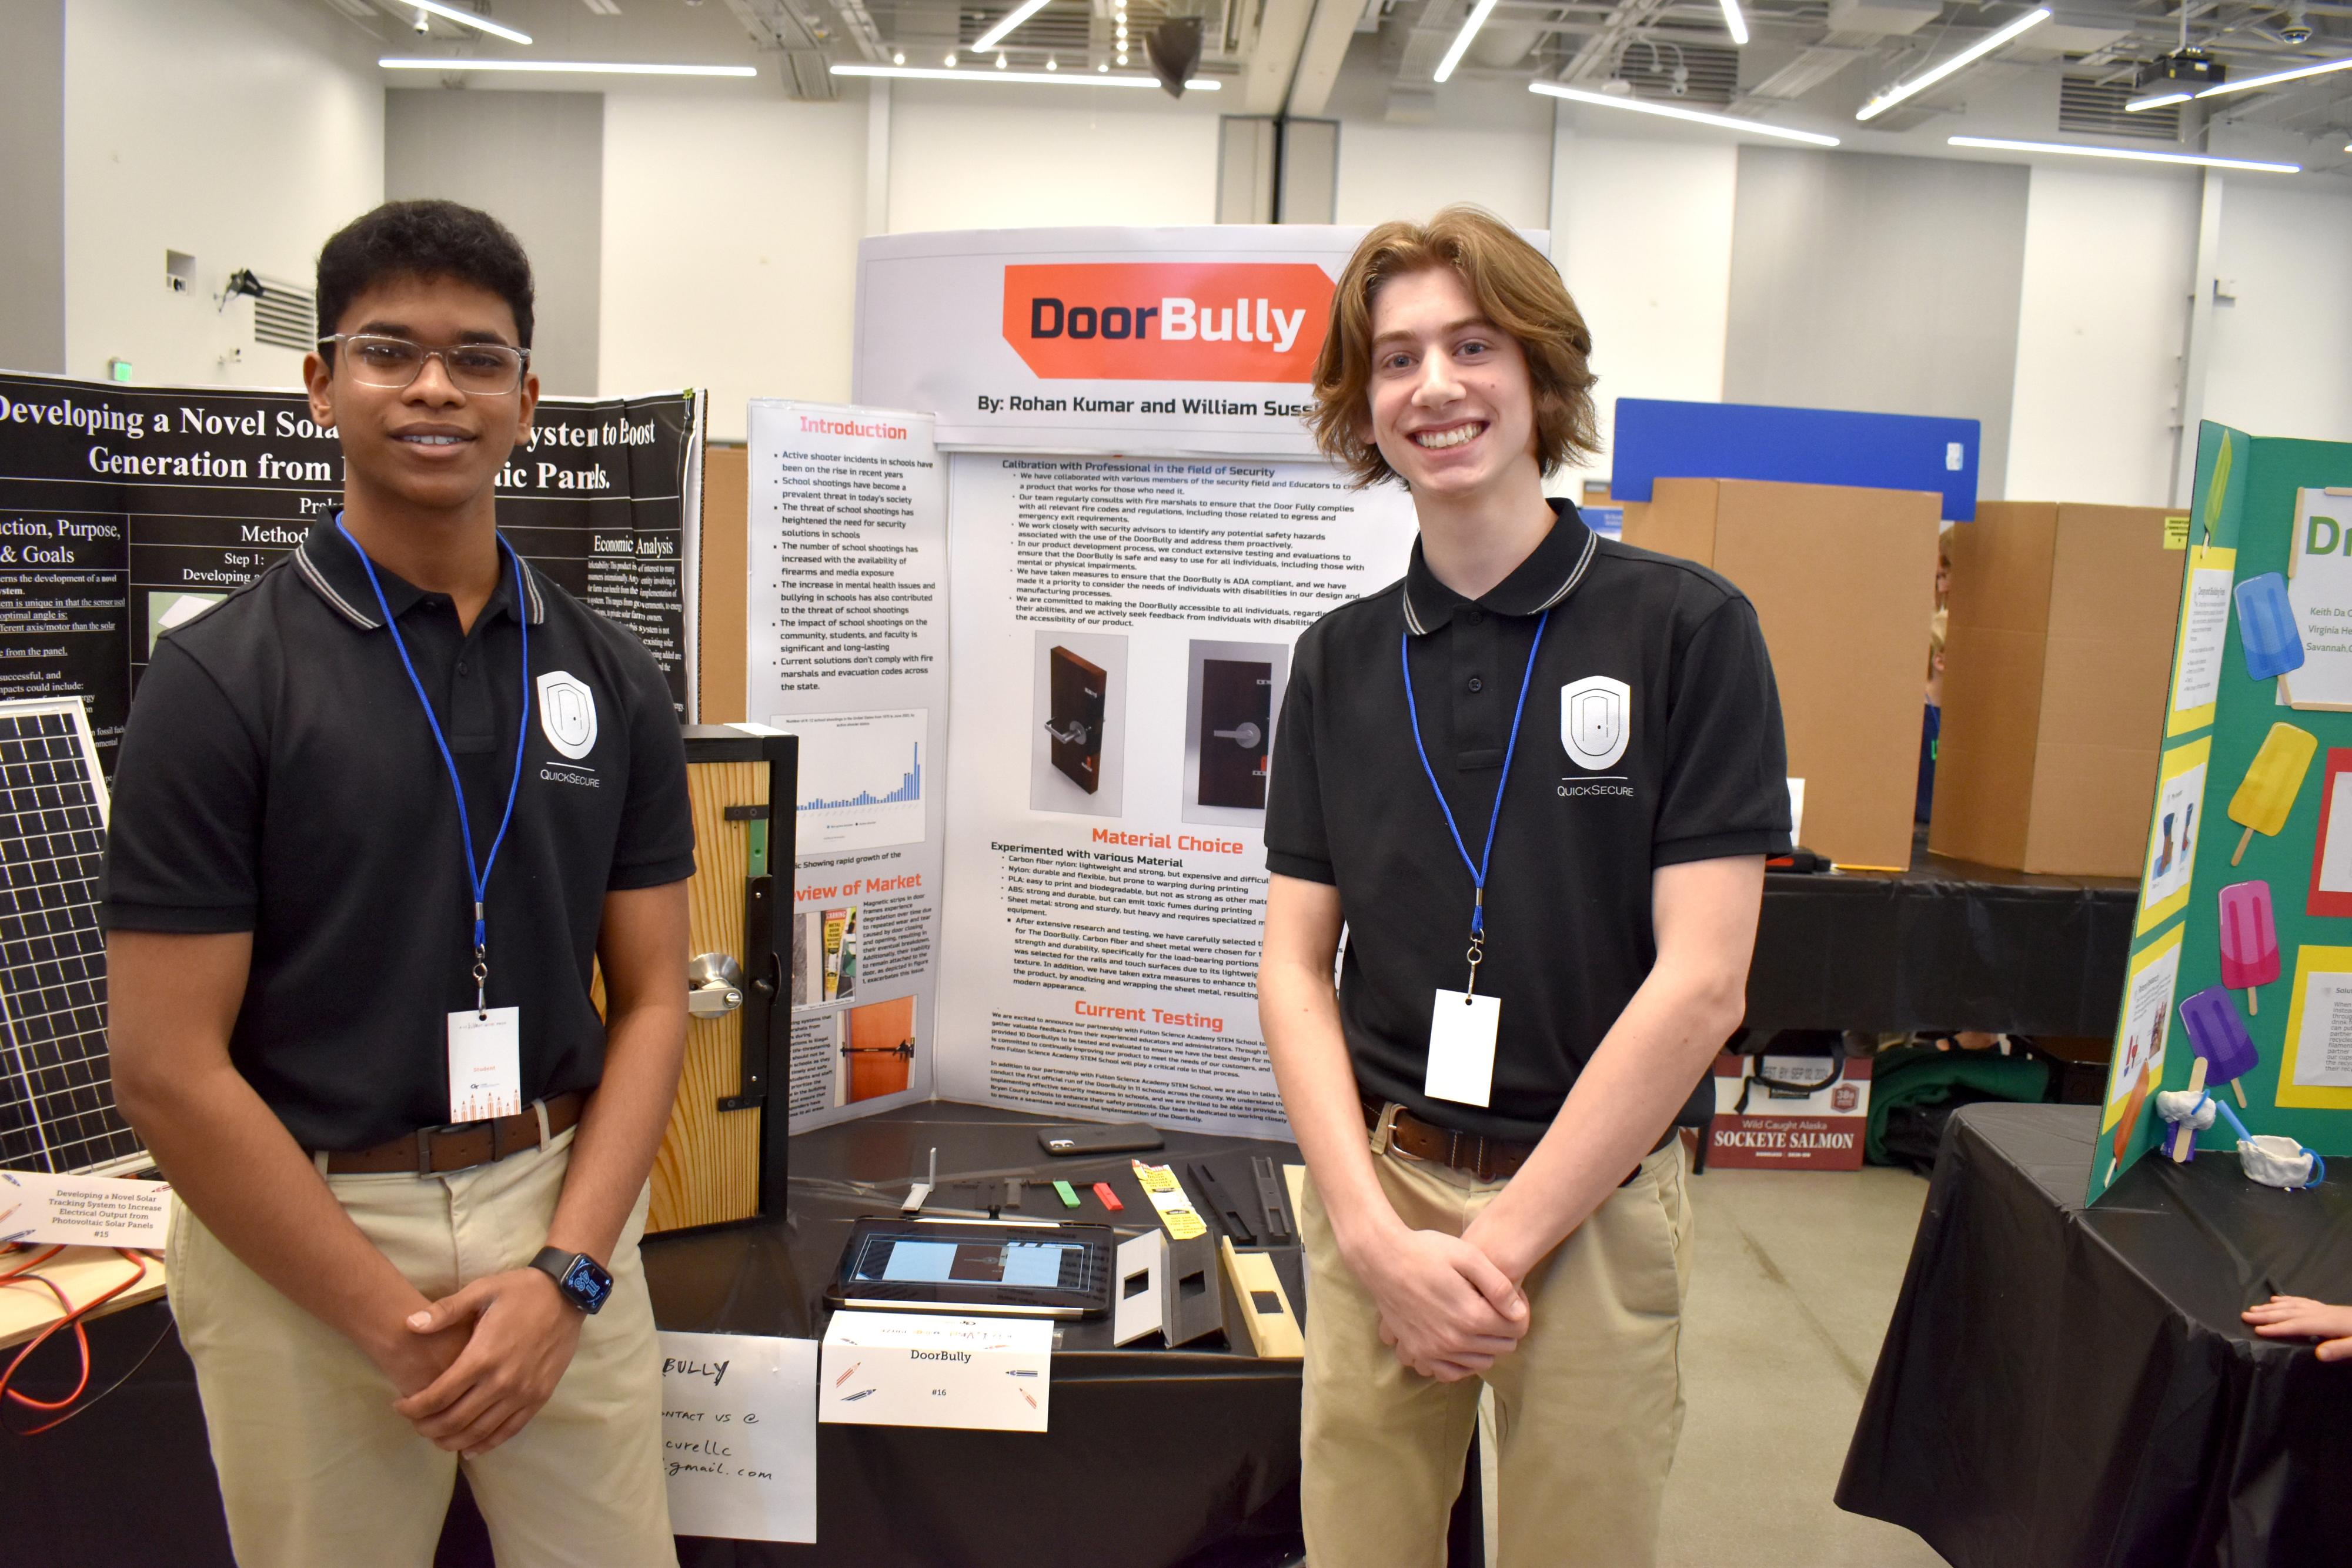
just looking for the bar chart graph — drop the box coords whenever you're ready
[779,708,929,852]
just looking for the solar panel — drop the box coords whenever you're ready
[0,699,144,1176]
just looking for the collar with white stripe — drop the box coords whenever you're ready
[295,516,546,632]
[1399,499,1598,636]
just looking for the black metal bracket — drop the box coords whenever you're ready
[717,875,776,1113]
[723,804,770,821]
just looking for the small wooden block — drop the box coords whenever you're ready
[1218,1236,1303,1360]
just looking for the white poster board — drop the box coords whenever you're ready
[746,401,950,1132]
[854,226,1538,459]
[931,454,1418,1136]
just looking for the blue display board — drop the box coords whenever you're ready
[1611,397,1981,520]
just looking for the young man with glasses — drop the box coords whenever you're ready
[1259,209,1790,1566]
[105,200,694,1566]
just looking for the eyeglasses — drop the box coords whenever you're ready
[319,333,530,395]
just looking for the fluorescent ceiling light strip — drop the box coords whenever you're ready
[406,0,531,45]
[1855,7,2049,122]
[973,0,1054,55]
[1720,0,1748,47]
[1433,0,1500,84]
[1949,135,2299,173]
[377,56,758,75]
[2195,54,2352,100]
[1531,82,1839,145]
[833,63,1220,88]
[2124,89,2192,112]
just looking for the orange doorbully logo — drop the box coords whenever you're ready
[1003,262,1334,383]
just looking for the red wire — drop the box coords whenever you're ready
[0,1248,153,1432]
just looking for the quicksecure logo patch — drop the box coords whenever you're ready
[536,670,598,761]
[1002,262,1334,383]
[1559,676,1631,772]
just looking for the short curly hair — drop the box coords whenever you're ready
[1308,207,1599,488]
[315,199,535,353]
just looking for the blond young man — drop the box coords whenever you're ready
[1258,209,1790,1566]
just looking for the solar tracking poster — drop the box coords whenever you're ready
[0,370,704,765]
[2091,420,2352,1203]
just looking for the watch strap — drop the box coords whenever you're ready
[530,1246,599,1312]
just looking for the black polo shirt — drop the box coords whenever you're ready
[1265,500,1790,1144]
[100,520,696,1151]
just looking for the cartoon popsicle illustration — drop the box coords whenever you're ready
[2218,880,2278,1014]
[2229,721,2318,865]
[2179,984,2257,1109]
[2106,1059,2155,1183]
[2234,573,2306,683]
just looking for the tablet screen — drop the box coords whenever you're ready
[856,1235,1091,1290]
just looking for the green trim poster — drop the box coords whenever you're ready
[2091,420,2352,1202]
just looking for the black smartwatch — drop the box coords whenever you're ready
[529,1247,613,1315]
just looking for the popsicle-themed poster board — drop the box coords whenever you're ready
[2092,422,2352,1202]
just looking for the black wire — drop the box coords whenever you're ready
[0,1309,177,1439]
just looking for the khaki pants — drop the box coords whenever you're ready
[165,1129,676,1568]
[1300,1125,1694,1568]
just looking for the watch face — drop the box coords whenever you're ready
[561,1254,614,1311]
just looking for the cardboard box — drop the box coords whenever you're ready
[1623,477,1941,870]
[1930,503,2186,877]
[1706,1052,1872,1170]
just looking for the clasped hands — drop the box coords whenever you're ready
[1352,1219,1532,1383]
[368,1266,586,1457]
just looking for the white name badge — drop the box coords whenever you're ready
[1424,989,1500,1108]
[447,1007,523,1122]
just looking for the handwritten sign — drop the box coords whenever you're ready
[657,1330,817,1544]
[0,1169,170,1248]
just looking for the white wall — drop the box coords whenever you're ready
[1546,123,1738,497]
[2207,177,2352,449]
[62,0,382,388]
[1335,122,1552,231]
[886,84,1222,233]
[600,89,867,439]
[2003,163,2199,507]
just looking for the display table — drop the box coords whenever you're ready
[1837,1103,2352,1567]
[656,1101,1310,1568]
[0,1104,1312,1568]
[1747,830,2135,1037]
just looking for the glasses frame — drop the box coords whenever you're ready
[316,332,532,395]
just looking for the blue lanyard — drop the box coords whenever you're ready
[336,519,532,1012]
[1401,609,1550,994]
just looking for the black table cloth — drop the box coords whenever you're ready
[1838,1102,2352,1568]
[1748,829,2136,1037]
[1,1102,1313,1568]
[656,1101,1311,1568]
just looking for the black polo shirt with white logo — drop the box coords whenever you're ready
[100,520,696,1151]
[1265,500,1790,1144]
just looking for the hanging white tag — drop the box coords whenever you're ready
[447,1007,523,1122]
[1424,989,1500,1108]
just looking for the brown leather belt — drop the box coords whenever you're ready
[1364,1096,1651,1188]
[322,1091,584,1175]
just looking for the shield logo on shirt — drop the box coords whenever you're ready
[1559,676,1631,771]
[536,671,599,761]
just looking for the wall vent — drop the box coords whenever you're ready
[253,276,318,354]
[2060,76,2179,140]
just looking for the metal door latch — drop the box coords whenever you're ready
[687,952,746,1017]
